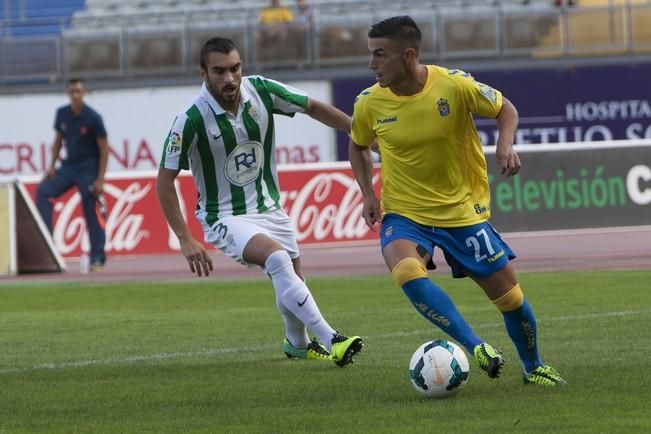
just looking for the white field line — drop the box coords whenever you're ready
[1,309,648,375]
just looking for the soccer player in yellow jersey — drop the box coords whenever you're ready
[349,16,565,386]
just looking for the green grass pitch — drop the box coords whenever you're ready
[1,270,650,433]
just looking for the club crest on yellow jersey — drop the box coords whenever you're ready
[437,98,450,116]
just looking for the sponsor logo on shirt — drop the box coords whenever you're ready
[225,140,264,187]
[80,126,88,135]
[377,116,397,124]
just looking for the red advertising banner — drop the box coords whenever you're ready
[22,163,382,258]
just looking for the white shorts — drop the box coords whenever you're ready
[202,208,300,267]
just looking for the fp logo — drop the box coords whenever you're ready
[168,131,182,154]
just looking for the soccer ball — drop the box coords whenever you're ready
[409,339,470,398]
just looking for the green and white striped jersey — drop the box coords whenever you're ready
[160,76,308,226]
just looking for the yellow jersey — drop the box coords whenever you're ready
[351,65,503,227]
[259,7,294,24]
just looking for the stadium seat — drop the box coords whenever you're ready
[0,0,648,83]
[630,5,651,51]
[255,25,310,66]
[533,0,651,57]
[443,14,499,55]
[127,27,184,73]
[0,37,59,77]
[503,12,558,51]
[535,4,627,56]
[63,29,122,75]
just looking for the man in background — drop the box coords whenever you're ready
[37,78,109,271]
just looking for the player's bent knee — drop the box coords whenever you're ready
[392,257,428,287]
[492,283,524,312]
[265,249,293,276]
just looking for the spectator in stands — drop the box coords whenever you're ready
[257,0,296,61]
[259,0,294,25]
[36,78,109,272]
[290,0,315,61]
[157,36,363,367]
[293,0,315,28]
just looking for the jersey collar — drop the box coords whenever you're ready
[200,81,251,116]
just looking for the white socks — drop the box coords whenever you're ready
[265,250,336,350]
[276,297,310,348]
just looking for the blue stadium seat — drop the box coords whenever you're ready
[2,0,85,37]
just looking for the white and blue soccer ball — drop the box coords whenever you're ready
[409,339,470,398]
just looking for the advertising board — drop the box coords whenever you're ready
[1,81,336,177]
[333,63,651,158]
[19,141,650,258]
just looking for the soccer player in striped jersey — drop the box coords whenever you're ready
[349,16,565,385]
[157,37,362,367]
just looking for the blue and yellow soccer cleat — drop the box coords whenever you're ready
[473,342,505,378]
[330,334,363,367]
[523,365,566,386]
[283,338,331,361]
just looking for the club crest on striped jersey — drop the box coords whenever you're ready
[247,104,259,122]
[225,140,264,187]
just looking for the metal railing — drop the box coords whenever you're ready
[1,2,650,85]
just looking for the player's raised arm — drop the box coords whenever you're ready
[156,167,213,277]
[495,97,521,177]
[304,97,352,133]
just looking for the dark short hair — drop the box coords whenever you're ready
[200,37,237,69]
[66,78,84,87]
[368,15,422,50]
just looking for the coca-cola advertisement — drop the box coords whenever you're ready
[22,163,382,258]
